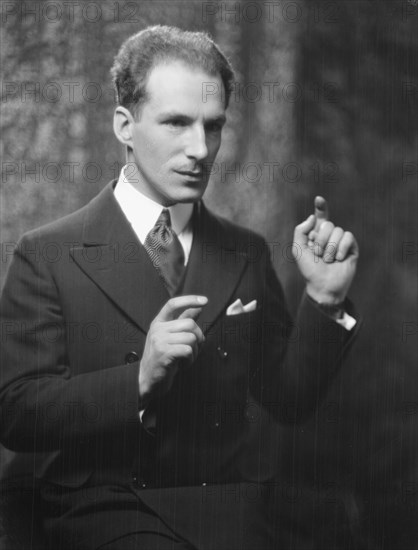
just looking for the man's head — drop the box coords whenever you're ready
[111,26,235,206]
[111,25,235,116]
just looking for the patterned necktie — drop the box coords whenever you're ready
[144,209,185,296]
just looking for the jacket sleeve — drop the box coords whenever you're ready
[250,239,361,423]
[0,235,142,452]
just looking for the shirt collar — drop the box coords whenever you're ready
[114,164,194,244]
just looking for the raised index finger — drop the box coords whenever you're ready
[155,295,208,322]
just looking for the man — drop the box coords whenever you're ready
[0,26,360,550]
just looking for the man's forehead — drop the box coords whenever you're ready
[144,60,226,109]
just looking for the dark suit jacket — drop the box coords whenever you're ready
[0,181,359,548]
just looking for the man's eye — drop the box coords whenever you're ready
[206,123,222,133]
[166,119,186,127]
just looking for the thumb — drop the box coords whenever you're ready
[313,196,329,232]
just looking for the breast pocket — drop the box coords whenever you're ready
[219,308,262,350]
[204,308,262,390]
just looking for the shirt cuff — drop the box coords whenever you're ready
[306,294,357,331]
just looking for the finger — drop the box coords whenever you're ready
[166,318,205,345]
[168,332,198,346]
[168,344,195,364]
[168,333,199,361]
[313,221,335,256]
[155,295,208,322]
[168,332,199,361]
[323,227,344,263]
[336,231,359,261]
[313,196,329,232]
[178,307,203,321]
[293,214,315,247]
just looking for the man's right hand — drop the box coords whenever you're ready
[138,295,208,407]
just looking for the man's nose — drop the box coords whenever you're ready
[185,125,208,161]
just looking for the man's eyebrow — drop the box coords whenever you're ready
[157,111,188,119]
[157,112,226,124]
[156,111,195,122]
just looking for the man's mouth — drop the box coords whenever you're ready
[175,170,204,178]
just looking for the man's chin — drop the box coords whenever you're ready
[174,184,208,203]
[174,195,203,205]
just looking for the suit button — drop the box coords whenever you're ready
[132,474,147,488]
[217,346,228,359]
[125,351,139,364]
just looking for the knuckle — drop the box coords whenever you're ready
[165,298,176,310]
[187,332,197,344]
[160,354,171,367]
[184,319,195,331]
[155,341,165,355]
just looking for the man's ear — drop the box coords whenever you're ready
[113,106,135,147]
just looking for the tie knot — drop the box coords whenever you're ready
[156,209,171,228]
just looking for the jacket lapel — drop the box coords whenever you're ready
[70,185,249,335]
[182,203,249,334]
[70,182,169,334]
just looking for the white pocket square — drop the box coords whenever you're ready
[226,299,257,316]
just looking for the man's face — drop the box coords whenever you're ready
[128,61,226,206]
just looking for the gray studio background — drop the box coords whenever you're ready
[1,0,417,547]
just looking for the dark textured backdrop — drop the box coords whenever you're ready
[1,1,417,547]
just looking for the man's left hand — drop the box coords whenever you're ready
[292,196,359,304]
